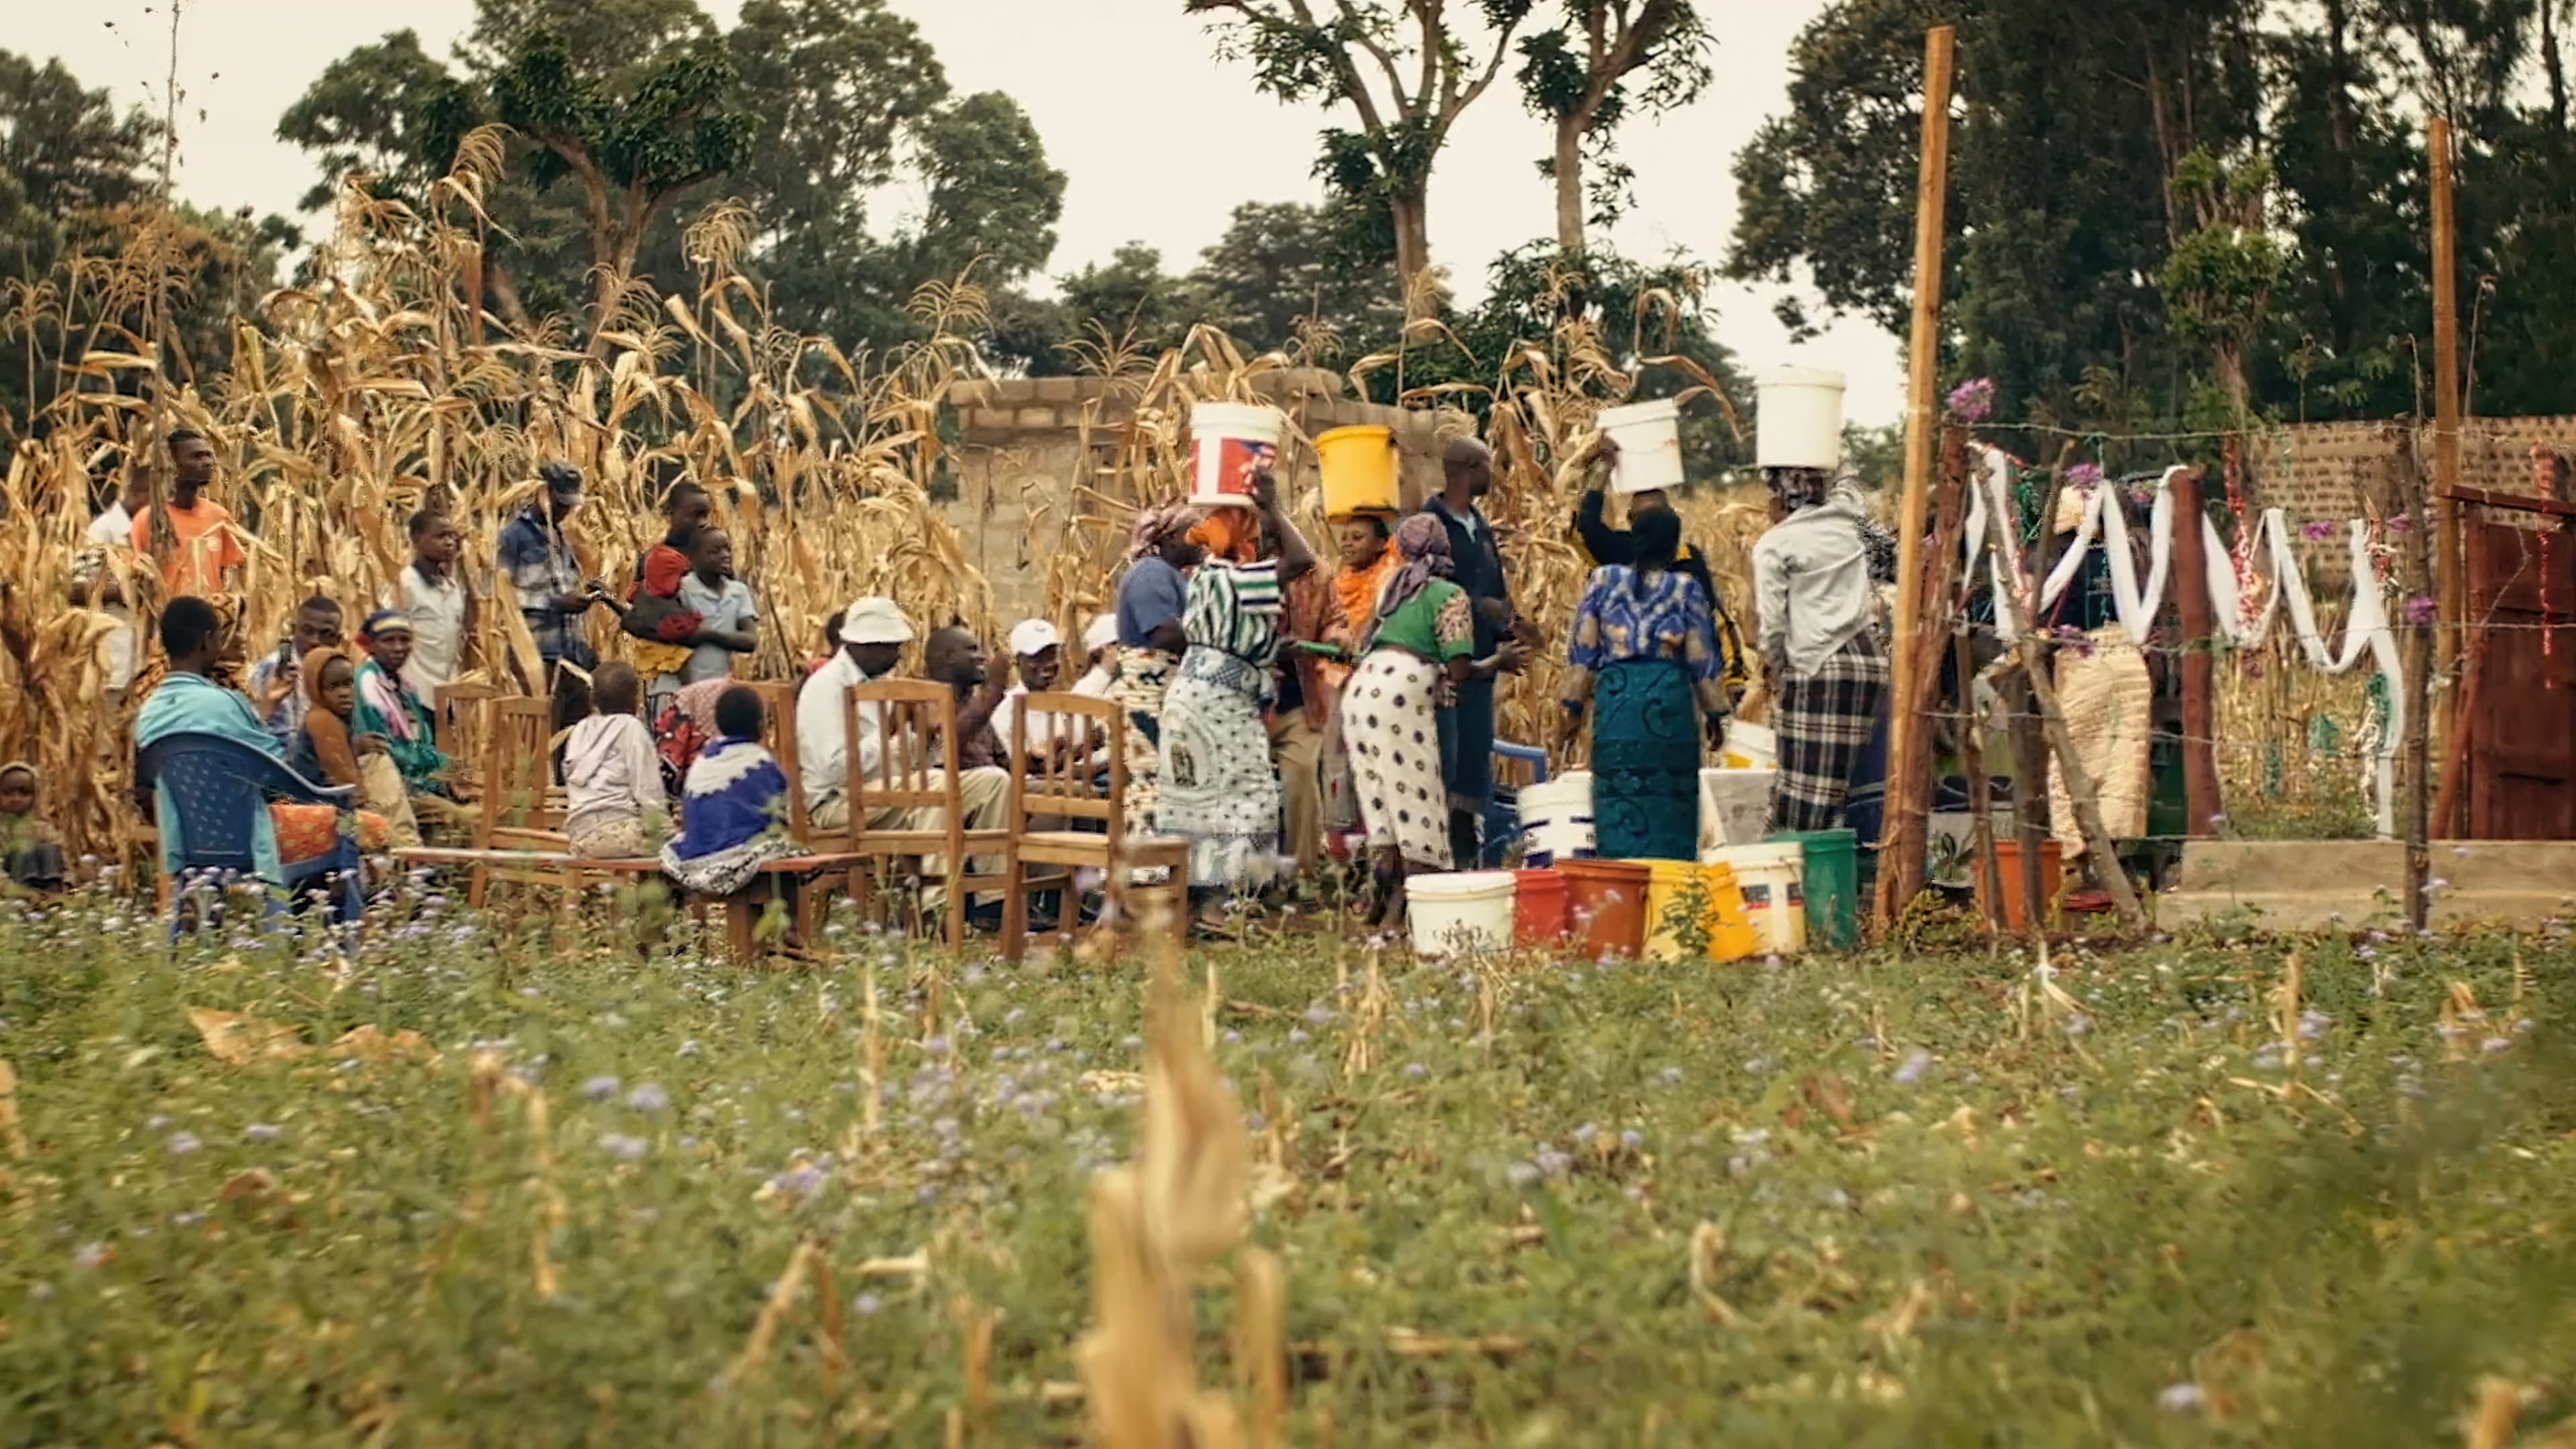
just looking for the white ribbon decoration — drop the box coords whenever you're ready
[1957,445,2401,837]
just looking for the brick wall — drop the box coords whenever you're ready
[2255,417,2576,520]
[935,369,1454,623]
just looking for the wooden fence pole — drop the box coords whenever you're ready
[2429,115,2466,833]
[2169,466,2221,836]
[2396,433,2434,932]
[1878,23,1958,932]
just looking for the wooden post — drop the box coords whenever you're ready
[2169,465,2221,835]
[1955,627,2002,937]
[2396,435,2434,931]
[1878,425,1968,924]
[2429,116,2465,806]
[1877,23,1957,932]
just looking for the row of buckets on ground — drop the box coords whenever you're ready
[1406,832,1861,961]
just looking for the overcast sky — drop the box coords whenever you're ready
[23,0,1904,425]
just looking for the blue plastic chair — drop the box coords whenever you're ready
[1481,741,1553,867]
[136,732,365,925]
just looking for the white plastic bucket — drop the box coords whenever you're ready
[1697,767,1776,855]
[1709,843,1806,955]
[1598,399,1684,495]
[1756,366,1845,471]
[1187,400,1285,510]
[1514,772,1595,865]
[1406,870,1517,957]
[1719,720,1777,771]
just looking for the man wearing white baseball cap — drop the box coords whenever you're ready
[796,596,913,828]
[986,617,1065,767]
[1070,614,1120,699]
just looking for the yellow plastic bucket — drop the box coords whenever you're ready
[1316,425,1399,520]
[1642,860,1758,963]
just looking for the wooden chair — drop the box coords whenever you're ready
[999,691,1190,961]
[466,696,580,907]
[841,679,1012,948]
[433,682,502,799]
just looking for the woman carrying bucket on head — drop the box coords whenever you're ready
[1556,507,1733,861]
[1751,448,1894,837]
[1568,415,1750,708]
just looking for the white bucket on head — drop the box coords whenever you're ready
[1756,365,1846,472]
[1598,398,1685,496]
[1719,719,1777,771]
[1187,400,1286,510]
[1514,771,1595,865]
[1405,870,1517,957]
[1697,767,1777,855]
[1708,843,1806,955]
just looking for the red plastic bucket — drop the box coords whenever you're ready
[1557,858,1651,960]
[1513,867,1568,947]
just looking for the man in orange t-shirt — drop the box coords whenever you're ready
[131,428,244,594]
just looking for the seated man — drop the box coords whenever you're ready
[796,602,1017,924]
[985,618,1073,771]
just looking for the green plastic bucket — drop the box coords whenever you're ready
[1768,828,1860,950]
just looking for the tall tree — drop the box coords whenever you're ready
[1189,199,1405,356]
[1183,0,1539,288]
[1514,0,1714,250]
[280,0,1065,352]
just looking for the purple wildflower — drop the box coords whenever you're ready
[2065,463,2103,493]
[1892,1049,1934,1085]
[244,1123,282,1144]
[1945,376,1995,423]
[600,1133,649,1162]
[166,1132,201,1156]
[625,1083,670,1113]
[579,1075,621,1102]
[2403,595,2436,628]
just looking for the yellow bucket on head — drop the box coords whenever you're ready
[1316,425,1400,521]
[1642,860,1759,963]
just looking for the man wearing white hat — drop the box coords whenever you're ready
[1070,614,1120,698]
[797,596,914,829]
[986,617,1066,768]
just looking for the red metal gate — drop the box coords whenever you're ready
[2457,486,2576,839]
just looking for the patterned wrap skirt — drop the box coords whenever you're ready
[1589,658,1702,861]
[1343,649,1454,870]
[1110,647,1178,828]
[1766,629,1892,837]
[1155,651,1281,894]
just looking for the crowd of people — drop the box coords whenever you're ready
[44,425,1909,936]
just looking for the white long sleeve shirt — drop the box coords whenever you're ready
[796,651,888,811]
[1752,489,1878,680]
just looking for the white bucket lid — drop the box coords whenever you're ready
[1754,364,1846,471]
[1407,870,1517,899]
[1597,398,1680,428]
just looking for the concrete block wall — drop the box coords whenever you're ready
[937,370,1454,623]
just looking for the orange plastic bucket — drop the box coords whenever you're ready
[1985,838,2064,930]
[1513,868,1568,947]
[1558,859,1651,959]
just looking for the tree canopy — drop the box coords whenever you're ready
[278,0,1065,352]
[1727,0,2576,441]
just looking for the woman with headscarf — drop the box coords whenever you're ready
[133,596,392,884]
[1155,477,1316,919]
[1557,506,1733,861]
[1315,514,1397,841]
[352,611,446,795]
[1343,515,1526,918]
[1110,500,1208,825]
[1753,466,1894,836]
[286,647,422,848]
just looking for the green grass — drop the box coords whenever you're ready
[3,884,2573,1445]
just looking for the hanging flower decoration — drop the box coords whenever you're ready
[2065,462,2103,494]
[2300,519,2339,543]
[1945,377,1995,424]
[2402,594,2436,629]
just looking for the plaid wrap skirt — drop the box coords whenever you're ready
[1766,630,1891,837]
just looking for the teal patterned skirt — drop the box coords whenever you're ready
[1589,659,1701,861]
